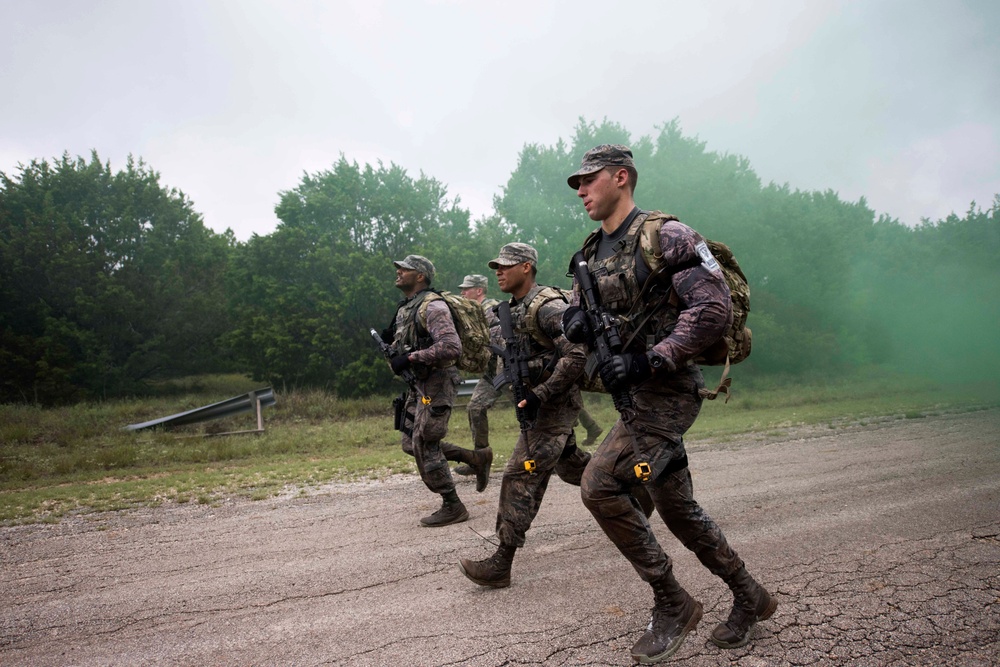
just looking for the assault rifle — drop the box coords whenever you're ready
[569,251,651,482]
[490,300,537,473]
[369,328,428,431]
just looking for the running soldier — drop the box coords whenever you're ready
[385,255,491,527]
[457,243,592,587]
[454,274,501,476]
[456,272,603,474]
[563,145,776,662]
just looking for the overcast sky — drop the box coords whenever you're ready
[2,0,998,240]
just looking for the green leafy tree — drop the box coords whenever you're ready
[226,156,473,396]
[0,152,232,403]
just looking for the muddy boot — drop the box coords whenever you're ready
[471,447,493,492]
[453,463,474,475]
[419,496,469,527]
[458,543,516,588]
[582,426,603,447]
[710,566,777,649]
[630,574,703,664]
[442,442,488,487]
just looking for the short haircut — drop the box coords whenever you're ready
[602,165,638,192]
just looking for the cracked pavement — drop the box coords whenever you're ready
[2,408,998,666]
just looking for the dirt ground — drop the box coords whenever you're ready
[2,408,998,666]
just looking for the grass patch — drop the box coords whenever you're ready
[1,370,997,524]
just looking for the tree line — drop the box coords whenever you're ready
[2,120,998,404]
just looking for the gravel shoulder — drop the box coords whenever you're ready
[2,409,999,666]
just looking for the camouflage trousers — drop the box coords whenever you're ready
[495,423,590,547]
[580,369,744,583]
[400,367,463,495]
[466,376,510,451]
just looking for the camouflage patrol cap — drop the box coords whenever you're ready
[488,242,537,269]
[459,274,488,289]
[567,144,635,189]
[393,254,435,282]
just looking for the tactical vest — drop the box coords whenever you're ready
[392,290,454,369]
[509,285,567,385]
[581,211,682,353]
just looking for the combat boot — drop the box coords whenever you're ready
[419,498,469,527]
[453,463,474,475]
[710,566,777,649]
[471,446,493,492]
[630,574,703,664]
[458,543,516,588]
[582,426,603,447]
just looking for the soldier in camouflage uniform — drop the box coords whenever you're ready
[453,274,502,476]
[455,273,603,477]
[385,255,491,527]
[562,146,776,663]
[458,243,593,588]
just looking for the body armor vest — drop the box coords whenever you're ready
[392,290,434,356]
[509,285,566,386]
[582,211,681,354]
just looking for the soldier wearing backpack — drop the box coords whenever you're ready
[454,272,604,477]
[562,145,776,663]
[384,255,492,527]
[457,243,592,587]
[453,274,502,476]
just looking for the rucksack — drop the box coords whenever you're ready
[418,291,492,375]
[638,212,752,367]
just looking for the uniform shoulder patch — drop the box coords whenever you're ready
[695,241,721,273]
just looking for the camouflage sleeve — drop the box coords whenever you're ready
[649,220,732,369]
[482,299,500,328]
[489,323,503,348]
[531,299,586,403]
[409,299,462,366]
[569,282,581,308]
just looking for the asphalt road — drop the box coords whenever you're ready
[2,408,998,666]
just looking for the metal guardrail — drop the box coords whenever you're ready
[124,387,276,435]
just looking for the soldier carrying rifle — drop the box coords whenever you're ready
[377,254,491,527]
[456,243,593,587]
[563,145,776,663]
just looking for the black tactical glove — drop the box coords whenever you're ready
[599,353,652,392]
[561,306,591,345]
[390,353,412,375]
[522,391,542,422]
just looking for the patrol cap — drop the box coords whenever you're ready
[567,144,635,189]
[393,254,435,282]
[459,274,488,289]
[488,242,538,270]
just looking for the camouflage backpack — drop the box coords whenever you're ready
[418,291,492,375]
[638,212,752,367]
